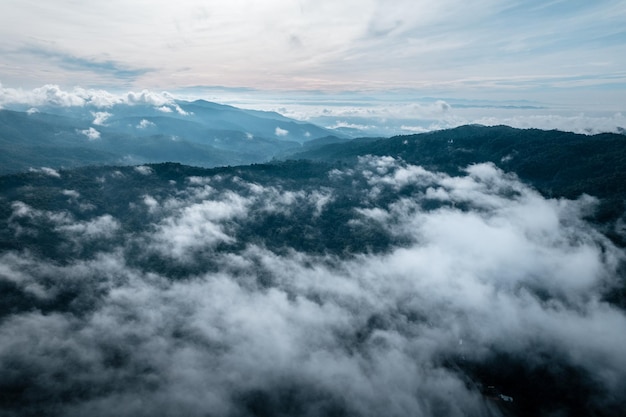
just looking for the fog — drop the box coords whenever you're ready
[1,157,625,416]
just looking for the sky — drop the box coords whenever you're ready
[1,0,625,132]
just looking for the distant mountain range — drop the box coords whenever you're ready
[0,99,343,174]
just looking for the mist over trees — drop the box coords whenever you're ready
[2,123,626,416]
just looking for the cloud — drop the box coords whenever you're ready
[149,191,249,259]
[136,119,155,129]
[92,111,112,125]
[126,90,174,107]
[1,0,625,99]
[329,121,377,130]
[275,126,289,136]
[62,189,80,199]
[471,112,626,135]
[28,167,61,177]
[56,214,120,238]
[400,125,430,133]
[17,46,153,80]
[0,84,177,109]
[78,127,101,140]
[173,104,191,116]
[241,94,626,136]
[2,84,624,136]
[134,165,153,175]
[0,157,625,416]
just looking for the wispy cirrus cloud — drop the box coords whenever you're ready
[18,46,154,81]
[0,0,624,95]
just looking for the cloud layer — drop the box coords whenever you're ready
[1,1,624,95]
[1,158,625,416]
[3,84,624,135]
[0,83,175,109]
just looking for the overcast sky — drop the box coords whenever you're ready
[1,0,625,104]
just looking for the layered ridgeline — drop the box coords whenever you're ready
[0,99,340,174]
[1,126,626,417]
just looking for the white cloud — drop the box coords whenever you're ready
[173,103,190,116]
[329,121,377,130]
[91,111,112,125]
[150,192,249,259]
[143,194,159,213]
[126,90,173,107]
[136,119,155,129]
[2,84,624,136]
[134,165,153,175]
[62,189,80,199]
[275,126,289,136]
[28,167,61,177]
[232,94,626,136]
[0,0,624,104]
[0,84,178,109]
[56,214,120,240]
[1,156,625,415]
[78,127,101,140]
[400,125,429,133]
[471,112,626,135]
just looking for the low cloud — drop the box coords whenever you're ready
[28,167,61,177]
[62,189,80,199]
[329,121,377,130]
[134,165,153,175]
[0,158,625,416]
[235,96,625,136]
[0,84,177,109]
[136,119,155,129]
[155,104,190,116]
[471,112,626,135]
[3,85,624,136]
[275,126,289,136]
[56,214,120,240]
[92,111,112,126]
[78,127,101,140]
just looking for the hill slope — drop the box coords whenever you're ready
[0,99,339,174]
[1,126,625,417]
[289,124,626,228]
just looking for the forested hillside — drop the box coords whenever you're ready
[2,124,626,416]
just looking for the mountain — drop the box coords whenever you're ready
[0,99,340,174]
[1,125,625,417]
[289,124,626,232]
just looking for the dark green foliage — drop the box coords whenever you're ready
[2,125,626,417]
[291,125,626,232]
[459,352,610,417]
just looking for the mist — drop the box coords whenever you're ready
[1,157,625,416]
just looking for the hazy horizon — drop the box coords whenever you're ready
[3,1,625,136]
[2,83,625,136]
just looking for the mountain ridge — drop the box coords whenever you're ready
[0,99,341,174]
